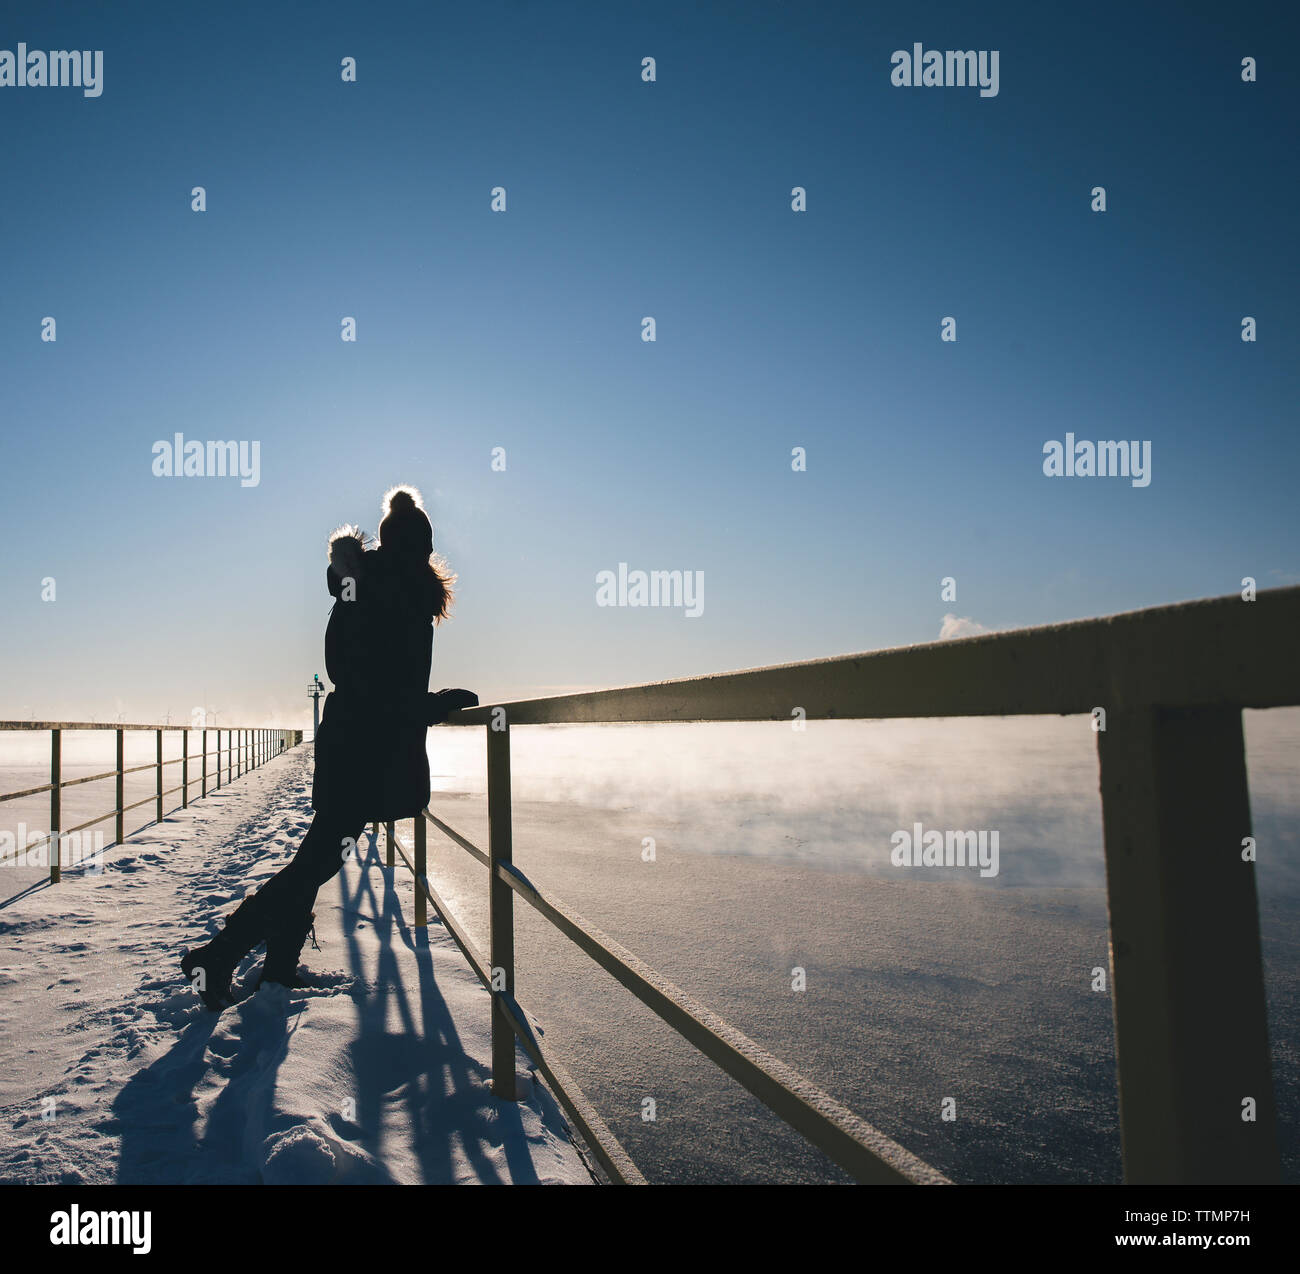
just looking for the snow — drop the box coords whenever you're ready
[0,747,593,1185]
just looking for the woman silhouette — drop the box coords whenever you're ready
[182,485,475,1009]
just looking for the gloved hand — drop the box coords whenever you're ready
[424,688,479,725]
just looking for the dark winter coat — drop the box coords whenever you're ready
[310,535,437,823]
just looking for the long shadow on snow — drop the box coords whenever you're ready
[339,830,540,1184]
[111,1012,222,1183]
[113,818,537,1183]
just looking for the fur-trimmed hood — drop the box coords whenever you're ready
[327,526,368,600]
[328,525,365,579]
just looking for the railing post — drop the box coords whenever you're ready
[115,727,124,845]
[1098,704,1279,1183]
[414,817,427,927]
[49,728,61,884]
[385,819,395,869]
[155,728,163,822]
[201,727,207,797]
[182,730,189,808]
[487,720,517,1101]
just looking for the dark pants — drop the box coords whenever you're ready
[230,811,366,956]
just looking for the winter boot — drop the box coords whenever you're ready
[181,895,266,1011]
[260,912,316,989]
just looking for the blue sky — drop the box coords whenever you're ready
[1,0,1296,725]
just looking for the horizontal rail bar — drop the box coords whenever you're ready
[2,768,271,825]
[62,811,115,836]
[0,832,51,863]
[495,991,647,1185]
[442,587,1300,726]
[0,782,55,802]
[61,763,153,786]
[388,828,492,987]
[387,823,645,1184]
[416,803,947,1182]
[495,857,949,1185]
[1,750,286,803]
[7,822,120,870]
[421,808,491,869]
[0,801,165,861]
[0,722,279,732]
[0,816,113,855]
[94,760,159,782]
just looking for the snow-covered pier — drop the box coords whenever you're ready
[0,746,592,1185]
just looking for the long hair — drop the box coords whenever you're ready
[423,550,455,624]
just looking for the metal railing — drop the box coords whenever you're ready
[378,586,1297,1185]
[0,723,304,880]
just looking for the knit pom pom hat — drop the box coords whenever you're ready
[378,485,433,560]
